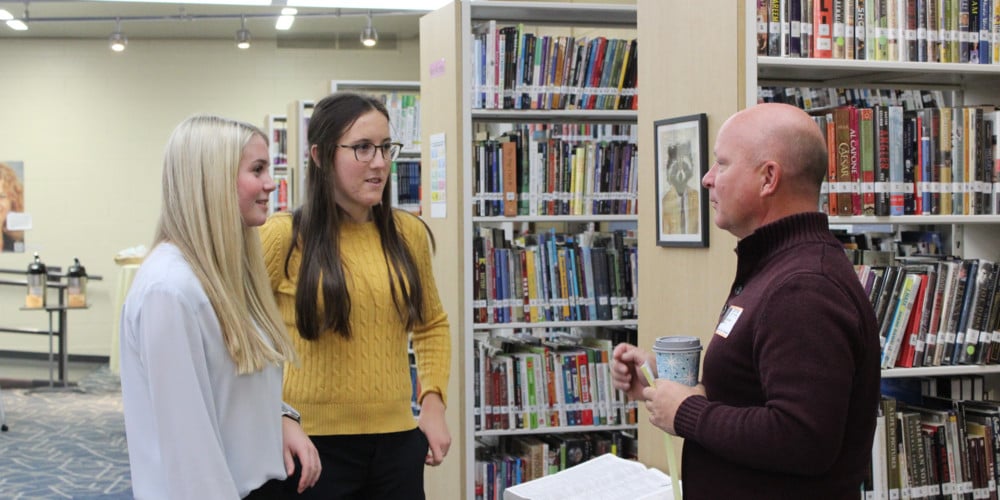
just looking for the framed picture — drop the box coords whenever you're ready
[654,113,709,248]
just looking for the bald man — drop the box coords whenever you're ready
[613,104,880,499]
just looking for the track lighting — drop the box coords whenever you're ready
[6,18,27,31]
[360,11,377,47]
[275,7,295,31]
[4,3,28,31]
[109,18,126,52]
[235,15,250,49]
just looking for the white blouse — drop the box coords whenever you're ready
[120,243,286,499]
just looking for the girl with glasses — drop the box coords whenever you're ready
[260,92,452,499]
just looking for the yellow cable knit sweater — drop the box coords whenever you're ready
[260,212,450,436]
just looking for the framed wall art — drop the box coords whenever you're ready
[654,114,709,248]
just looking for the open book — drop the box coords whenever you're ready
[502,453,677,500]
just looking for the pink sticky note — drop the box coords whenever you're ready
[429,58,446,78]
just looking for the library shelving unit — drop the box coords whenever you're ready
[285,100,314,210]
[752,47,1000,500]
[747,18,1000,365]
[331,80,423,215]
[264,114,291,215]
[421,2,638,498]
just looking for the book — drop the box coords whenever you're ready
[814,0,835,58]
[896,268,930,368]
[824,111,839,215]
[769,0,783,56]
[966,261,997,364]
[511,436,548,483]
[788,0,802,56]
[875,105,892,215]
[859,106,877,215]
[882,396,903,498]
[913,262,942,368]
[941,259,975,365]
[899,410,930,497]
[952,259,981,364]
[888,105,906,215]
[757,0,770,54]
[882,269,922,368]
[855,0,868,58]
[870,410,890,498]
[902,111,918,214]
[502,138,519,217]
[843,0,856,59]
[985,264,1000,363]
[849,105,862,214]
[833,0,847,58]
[801,0,814,57]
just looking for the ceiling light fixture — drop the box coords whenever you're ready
[235,15,250,49]
[6,18,27,30]
[288,0,450,9]
[93,0,447,9]
[93,0,272,5]
[5,2,28,31]
[275,7,295,31]
[109,18,126,52]
[360,11,377,48]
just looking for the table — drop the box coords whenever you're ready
[0,268,102,387]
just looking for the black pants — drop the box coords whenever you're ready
[244,478,293,500]
[286,428,428,500]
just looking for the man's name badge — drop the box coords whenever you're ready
[715,305,743,338]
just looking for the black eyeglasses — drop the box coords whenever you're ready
[338,142,403,163]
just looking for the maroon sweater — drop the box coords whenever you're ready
[673,212,880,499]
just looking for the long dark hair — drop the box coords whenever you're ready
[285,92,434,340]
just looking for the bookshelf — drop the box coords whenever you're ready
[285,100,314,211]
[331,80,423,215]
[747,9,1000,362]
[264,114,291,215]
[421,2,638,498]
[636,0,1000,490]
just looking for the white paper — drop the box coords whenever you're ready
[502,453,676,500]
[5,212,31,231]
[429,132,447,218]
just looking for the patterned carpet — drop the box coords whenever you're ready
[0,366,132,499]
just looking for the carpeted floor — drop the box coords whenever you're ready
[0,366,132,499]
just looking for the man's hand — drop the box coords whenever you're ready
[611,343,656,401]
[642,380,706,435]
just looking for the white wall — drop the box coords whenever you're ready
[0,37,420,357]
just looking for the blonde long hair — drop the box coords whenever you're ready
[154,114,295,373]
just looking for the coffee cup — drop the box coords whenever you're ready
[652,336,702,387]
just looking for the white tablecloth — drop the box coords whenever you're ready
[109,263,139,374]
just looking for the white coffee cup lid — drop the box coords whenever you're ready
[653,336,702,351]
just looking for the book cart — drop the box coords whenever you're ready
[747,2,1000,498]
[421,2,639,498]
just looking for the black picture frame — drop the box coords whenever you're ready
[654,113,709,248]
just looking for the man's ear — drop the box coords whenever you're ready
[760,161,780,196]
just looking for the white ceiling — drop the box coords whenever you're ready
[0,1,425,44]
